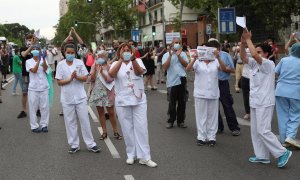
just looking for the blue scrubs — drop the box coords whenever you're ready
[275,56,300,143]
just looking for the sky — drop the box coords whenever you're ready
[0,0,60,40]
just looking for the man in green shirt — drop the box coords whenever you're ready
[12,48,22,95]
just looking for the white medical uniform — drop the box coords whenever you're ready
[111,59,151,160]
[26,58,49,129]
[248,57,286,159]
[193,60,220,141]
[55,59,96,149]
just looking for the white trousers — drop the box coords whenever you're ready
[28,90,49,129]
[116,103,151,160]
[195,98,219,141]
[62,101,96,149]
[251,106,286,159]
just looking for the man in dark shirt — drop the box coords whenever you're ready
[17,34,35,118]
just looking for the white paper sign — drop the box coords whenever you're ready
[236,16,247,28]
[197,46,216,61]
[188,49,198,60]
[165,32,181,44]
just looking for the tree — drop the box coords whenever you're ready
[0,23,33,46]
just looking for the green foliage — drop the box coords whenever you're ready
[54,0,136,45]
[0,23,34,46]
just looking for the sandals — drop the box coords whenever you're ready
[114,132,123,140]
[99,133,107,140]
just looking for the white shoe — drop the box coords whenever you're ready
[12,92,19,96]
[126,158,135,165]
[243,114,250,120]
[139,159,158,168]
[285,137,300,148]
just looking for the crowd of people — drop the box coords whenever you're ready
[1,26,300,169]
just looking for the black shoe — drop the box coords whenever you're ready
[178,123,187,128]
[88,146,101,153]
[41,127,48,133]
[59,110,64,116]
[68,147,80,154]
[231,130,241,136]
[166,123,173,129]
[217,129,224,134]
[36,110,41,117]
[3,80,8,83]
[32,128,42,133]
[197,140,206,146]
[0,99,2,103]
[17,111,27,118]
[208,140,216,147]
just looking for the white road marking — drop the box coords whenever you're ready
[3,76,15,88]
[98,127,121,159]
[158,90,167,94]
[88,106,98,122]
[87,106,121,158]
[124,175,135,180]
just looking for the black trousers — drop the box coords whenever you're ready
[167,77,187,125]
[218,80,240,131]
[241,76,250,114]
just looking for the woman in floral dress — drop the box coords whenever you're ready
[89,50,122,140]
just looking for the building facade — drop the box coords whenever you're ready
[59,0,69,17]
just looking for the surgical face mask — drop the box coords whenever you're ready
[66,54,75,61]
[96,58,105,65]
[159,43,163,47]
[138,46,143,50]
[173,43,181,51]
[31,50,40,57]
[123,52,131,61]
[131,45,135,49]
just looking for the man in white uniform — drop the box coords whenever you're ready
[56,44,100,154]
[25,45,49,133]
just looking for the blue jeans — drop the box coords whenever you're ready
[12,73,23,93]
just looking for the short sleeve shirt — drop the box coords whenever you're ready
[20,47,32,76]
[55,59,89,104]
[162,51,189,88]
[275,56,300,100]
[218,51,234,80]
[12,55,22,73]
[26,58,49,91]
[193,60,220,99]
[248,57,275,108]
[111,59,147,106]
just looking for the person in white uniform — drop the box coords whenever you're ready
[109,43,157,168]
[55,43,100,154]
[25,45,50,133]
[186,43,226,146]
[240,29,292,168]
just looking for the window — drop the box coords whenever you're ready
[143,15,146,26]
[154,10,158,22]
[149,12,152,24]
[160,8,163,21]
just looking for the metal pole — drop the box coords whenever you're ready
[162,0,166,46]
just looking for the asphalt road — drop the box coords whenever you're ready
[0,73,299,180]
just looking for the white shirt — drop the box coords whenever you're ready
[26,58,49,91]
[248,58,275,108]
[46,49,55,64]
[193,59,220,99]
[55,59,89,104]
[111,59,147,106]
[242,63,250,78]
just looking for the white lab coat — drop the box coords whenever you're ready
[193,60,219,141]
[26,58,49,129]
[248,58,285,158]
[56,59,96,148]
[111,59,151,160]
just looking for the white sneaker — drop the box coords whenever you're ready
[243,114,250,120]
[139,159,158,168]
[285,137,300,148]
[126,158,135,165]
[12,92,19,96]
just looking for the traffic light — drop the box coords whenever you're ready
[86,0,93,3]
[74,20,78,27]
[152,26,156,36]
